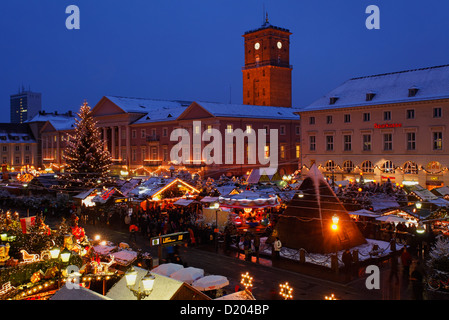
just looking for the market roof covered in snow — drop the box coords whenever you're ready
[431,186,449,197]
[301,64,449,112]
[105,267,210,300]
[50,284,111,300]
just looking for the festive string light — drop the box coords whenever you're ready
[325,293,337,300]
[279,282,293,300]
[241,272,253,291]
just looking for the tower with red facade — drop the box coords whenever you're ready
[242,15,292,108]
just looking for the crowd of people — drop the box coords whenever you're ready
[334,179,408,210]
[76,202,226,250]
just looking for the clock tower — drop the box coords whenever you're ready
[242,15,292,108]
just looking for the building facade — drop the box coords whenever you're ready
[0,123,38,170]
[41,97,301,178]
[10,88,42,124]
[298,64,449,189]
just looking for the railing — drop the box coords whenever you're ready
[146,135,160,142]
[243,60,293,70]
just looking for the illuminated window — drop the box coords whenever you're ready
[280,145,286,159]
[382,160,395,173]
[433,132,443,150]
[226,124,233,134]
[427,161,441,173]
[325,160,336,172]
[404,161,418,174]
[363,134,372,151]
[361,160,374,173]
[343,160,354,173]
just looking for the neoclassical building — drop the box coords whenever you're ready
[41,97,301,178]
[298,64,449,189]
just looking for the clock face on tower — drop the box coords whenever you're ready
[277,41,282,49]
[254,42,260,50]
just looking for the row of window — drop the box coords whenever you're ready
[309,107,443,125]
[1,145,32,152]
[322,160,441,175]
[2,155,32,165]
[130,125,301,139]
[309,132,443,151]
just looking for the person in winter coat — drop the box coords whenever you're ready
[273,237,282,259]
[401,247,413,277]
[342,249,353,279]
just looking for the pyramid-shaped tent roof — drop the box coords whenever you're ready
[274,165,366,253]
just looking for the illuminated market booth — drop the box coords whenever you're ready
[218,190,281,234]
[128,177,200,212]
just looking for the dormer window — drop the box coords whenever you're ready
[366,92,376,101]
[329,97,339,105]
[408,87,419,97]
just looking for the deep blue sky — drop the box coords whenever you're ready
[1,0,449,121]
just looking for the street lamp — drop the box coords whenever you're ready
[331,214,339,231]
[331,215,339,274]
[60,248,72,263]
[125,267,155,300]
[415,202,425,234]
[210,202,220,253]
[50,246,61,260]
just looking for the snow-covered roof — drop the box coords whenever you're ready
[105,267,191,300]
[194,101,300,120]
[133,107,188,124]
[0,123,36,143]
[129,177,176,198]
[105,96,192,115]
[431,186,449,197]
[302,64,449,112]
[50,284,111,300]
[47,119,76,131]
[27,111,74,123]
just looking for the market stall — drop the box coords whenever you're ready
[218,190,280,233]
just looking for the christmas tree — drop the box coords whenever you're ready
[428,235,449,273]
[63,101,111,186]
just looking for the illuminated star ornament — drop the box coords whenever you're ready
[279,282,293,300]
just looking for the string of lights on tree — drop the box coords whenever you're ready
[62,101,112,187]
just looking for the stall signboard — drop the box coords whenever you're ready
[150,232,188,247]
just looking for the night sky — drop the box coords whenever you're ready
[1,0,449,121]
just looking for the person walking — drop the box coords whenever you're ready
[401,247,412,278]
[342,249,353,281]
[273,237,282,260]
[254,234,260,262]
[129,223,138,243]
